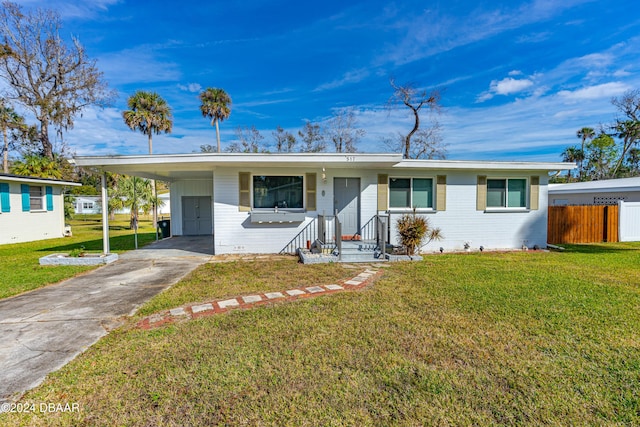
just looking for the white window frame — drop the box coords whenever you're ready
[485,177,529,211]
[29,185,45,212]
[388,176,435,211]
[251,174,305,211]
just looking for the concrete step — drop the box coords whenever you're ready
[339,253,381,263]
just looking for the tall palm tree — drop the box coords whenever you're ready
[199,88,232,153]
[122,91,173,228]
[576,127,595,180]
[0,100,26,173]
[122,91,173,154]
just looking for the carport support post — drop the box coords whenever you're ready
[101,172,110,255]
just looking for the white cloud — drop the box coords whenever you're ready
[492,77,534,95]
[177,83,202,93]
[19,0,121,19]
[557,82,629,100]
[97,45,182,85]
[314,68,370,92]
[377,0,593,67]
[477,76,535,102]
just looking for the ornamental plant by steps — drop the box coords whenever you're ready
[396,208,442,255]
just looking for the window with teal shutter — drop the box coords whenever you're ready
[0,183,9,212]
[21,184,30,211]
[46,186,53,211]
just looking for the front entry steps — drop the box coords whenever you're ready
[298,240,386,264]
[339,240,381,263]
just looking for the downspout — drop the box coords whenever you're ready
[101,172,110,255]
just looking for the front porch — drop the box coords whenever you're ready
[283,214,393,264]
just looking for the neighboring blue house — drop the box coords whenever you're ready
[0,174,79,245]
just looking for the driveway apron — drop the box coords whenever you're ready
[0,236,213,403]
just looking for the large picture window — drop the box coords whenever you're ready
[253,176,303,209]
[487,178,527,208]
[389,177,433,209]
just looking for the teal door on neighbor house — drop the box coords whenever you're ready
[334,178,360,236]
[182,196,212,235]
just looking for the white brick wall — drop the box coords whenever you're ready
[170,167,550,254]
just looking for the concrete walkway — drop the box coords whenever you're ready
[0,237,213,404]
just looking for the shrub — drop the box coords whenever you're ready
[396,210,442,255]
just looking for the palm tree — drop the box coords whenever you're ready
[561,146,583,182]
[199,88,232,153]
[576,127,595,179]
[122,91,172,228]
[10,154,62,179]
[122,91,173,154]
[0,100,26,173]
[109,175,159,230]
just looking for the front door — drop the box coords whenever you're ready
[334,178,360,237]
[182,196,212,235]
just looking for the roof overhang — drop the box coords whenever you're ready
[394,159,576,172]
[0,174,81,186]
[73,153,576,181]
[73,153,405,181]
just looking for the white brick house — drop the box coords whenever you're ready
[74,153,574,255]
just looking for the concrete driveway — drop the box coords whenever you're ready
[0,236,213,404]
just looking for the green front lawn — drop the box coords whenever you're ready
[4,243,639,426]
[0,215,158,299]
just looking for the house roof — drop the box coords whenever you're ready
[0,173,81,187]
[73,153,575,181]
[549,177,640,194]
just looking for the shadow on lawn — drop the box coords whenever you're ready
[39,233,157,253]
[560,242,640,254]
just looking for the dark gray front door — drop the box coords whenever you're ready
[182,196,212,235]
[334,178,360,236]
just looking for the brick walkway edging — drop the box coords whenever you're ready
[137,268,382,330]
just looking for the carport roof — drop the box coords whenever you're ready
[73,152,575,182]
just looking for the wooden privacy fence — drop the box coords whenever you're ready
[548,205,619,244]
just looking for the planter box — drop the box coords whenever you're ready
[39,253,119,266]
[250,211,306,224]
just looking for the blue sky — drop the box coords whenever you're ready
[18,0,640,161]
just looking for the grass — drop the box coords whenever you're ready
[0,214,158,299]
[3,242,639,426]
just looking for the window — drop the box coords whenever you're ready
[83,202,94,209]
[253,176,303,209]
[29,186,44,210]
[486,178,527,208]
[389,177,433,209]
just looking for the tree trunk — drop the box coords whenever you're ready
[404,105,420,159]
[2,126,8,174]
[215,119,221,153]
[147,129,153,155]
[40,120,53,159]
[152,180,157,229]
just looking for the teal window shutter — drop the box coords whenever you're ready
[21,184,30,211]
[0,183,9,212]
[46,186,53,211]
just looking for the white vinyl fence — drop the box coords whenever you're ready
[619,201,640,242]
